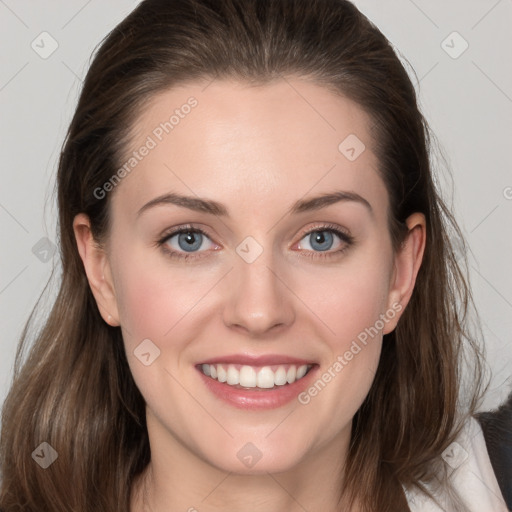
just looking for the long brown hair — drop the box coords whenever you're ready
[0,1,487,510]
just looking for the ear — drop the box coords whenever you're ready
[383,212,426,334]
[73,213,120,326]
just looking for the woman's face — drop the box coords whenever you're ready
[80,77,421,475]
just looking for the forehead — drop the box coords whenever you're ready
[112,77,388,220]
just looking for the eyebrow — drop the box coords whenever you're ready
[136,190,373,218]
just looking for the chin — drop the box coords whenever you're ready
[204,444,307,475]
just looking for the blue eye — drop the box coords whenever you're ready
[162,227,215,255]
[301,230,336,252]
[296,224,353,256]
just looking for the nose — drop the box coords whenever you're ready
[222,248,295,337]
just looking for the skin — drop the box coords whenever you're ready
[74,77,426,511]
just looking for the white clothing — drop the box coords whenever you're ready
[404,417,508,511]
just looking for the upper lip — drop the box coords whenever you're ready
[198,354,317,366]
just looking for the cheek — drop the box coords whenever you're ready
[289,247,394,420]
[111,246,216,346]
[111,250,222,404]
[291,300,387,444]
[298,254,393,349]
[114,266,171,342]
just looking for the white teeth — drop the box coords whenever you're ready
[256,366,275,388]
[274,366,287,386]
[226,365,240,385]
[217,365,227,383]
[200,363,312,389]
[239,365,257,387]
[286,365,296,383]
[296,365,308,379]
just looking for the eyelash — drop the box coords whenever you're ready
[156,223,354,261]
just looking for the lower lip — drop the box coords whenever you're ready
[196,365,319,410]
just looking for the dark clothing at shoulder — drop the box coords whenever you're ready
[475,392,512,511]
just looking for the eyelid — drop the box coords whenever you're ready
[158,223,213,242]
[294,222,353,244]
[157,223,220,257]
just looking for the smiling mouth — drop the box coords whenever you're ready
[198,363,315,390]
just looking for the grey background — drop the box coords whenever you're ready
[1,0,511,412]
